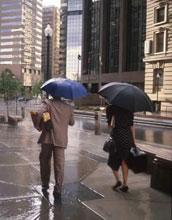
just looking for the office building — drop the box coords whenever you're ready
[59,0,68,77]
[42,6,60,81]
[59,0,82,80]
[81,0,146,93]
[144,0,172,112]
[0,0,42,87]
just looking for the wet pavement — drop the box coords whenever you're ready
[0,111,171,219]
[74,115,172,148]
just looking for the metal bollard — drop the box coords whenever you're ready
[21,106,25,118]
[95,111,102,135]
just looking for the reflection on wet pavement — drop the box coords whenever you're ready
[0,197,42,219]
[0,117,104,219]
[74,115,172,148]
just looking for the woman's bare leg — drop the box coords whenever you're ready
[112,170,120,183]
[121,160,128,186]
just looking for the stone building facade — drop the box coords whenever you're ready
[144,0,172,112]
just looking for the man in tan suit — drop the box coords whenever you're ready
[34,97,74,199]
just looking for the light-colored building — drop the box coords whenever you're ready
[144,0,172,112]
[0,0,43,88]
[42,6,60,81]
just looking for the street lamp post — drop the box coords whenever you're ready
[156,72,160,112]
[98,55,103,90]
[77,54,81,81]
[44,24,53,82]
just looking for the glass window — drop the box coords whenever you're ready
[154,4,167,24]
[106,0,120,73]
[157,7,165,22]
[0,41,22,46]
[68,0,82,11]
[1,22,21,26]
[0,29,12,33]
[66,9,82,79]
[0,55,13,58]
[0,61,13,64]
[1,2,22,7]
[154,30,166,53]
[86,0,101,76]
[1,15,21,20]
[1,8,22,13]
[156,32,164,52]
[0,48,13,52]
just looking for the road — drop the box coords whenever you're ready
[74,115,172,149]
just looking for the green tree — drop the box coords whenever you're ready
[31,80,43,98]
[0,69,22,116]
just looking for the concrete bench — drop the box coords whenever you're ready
[139,143,172,195]
[8,115,22,126]
[0,114,5,123]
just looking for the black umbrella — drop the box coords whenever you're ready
[98,82,153,112]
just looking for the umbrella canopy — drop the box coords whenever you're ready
[98,82,153,112]
[40,78,87,100]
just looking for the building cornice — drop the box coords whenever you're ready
[143,52,172,63]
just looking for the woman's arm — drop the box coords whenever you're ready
[130,126,136,146]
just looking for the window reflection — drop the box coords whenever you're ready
[1,8,22,13]
[86,0,101,76]
[66,0,82,80]
[68,0,82,11]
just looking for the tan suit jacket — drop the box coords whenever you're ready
[34,99,74,148]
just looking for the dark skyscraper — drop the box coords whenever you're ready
[81,0,146,93]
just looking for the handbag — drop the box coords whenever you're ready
[30,111,52,132]
[127,146,147,173]
[43,112,53,132]
[103,137,117,153]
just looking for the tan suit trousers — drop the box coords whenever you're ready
[39,144,65,193]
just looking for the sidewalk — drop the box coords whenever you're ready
[69,128,171,220]
[0,114,171,219]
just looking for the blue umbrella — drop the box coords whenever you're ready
[40,78,87,100]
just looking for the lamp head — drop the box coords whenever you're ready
[44,24,53,37]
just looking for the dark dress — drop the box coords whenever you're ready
[106,105,134,171]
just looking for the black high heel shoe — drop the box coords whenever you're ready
[119,186,129,192]
[112,181,122,191]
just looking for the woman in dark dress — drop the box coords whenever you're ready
[106,104,136,192]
